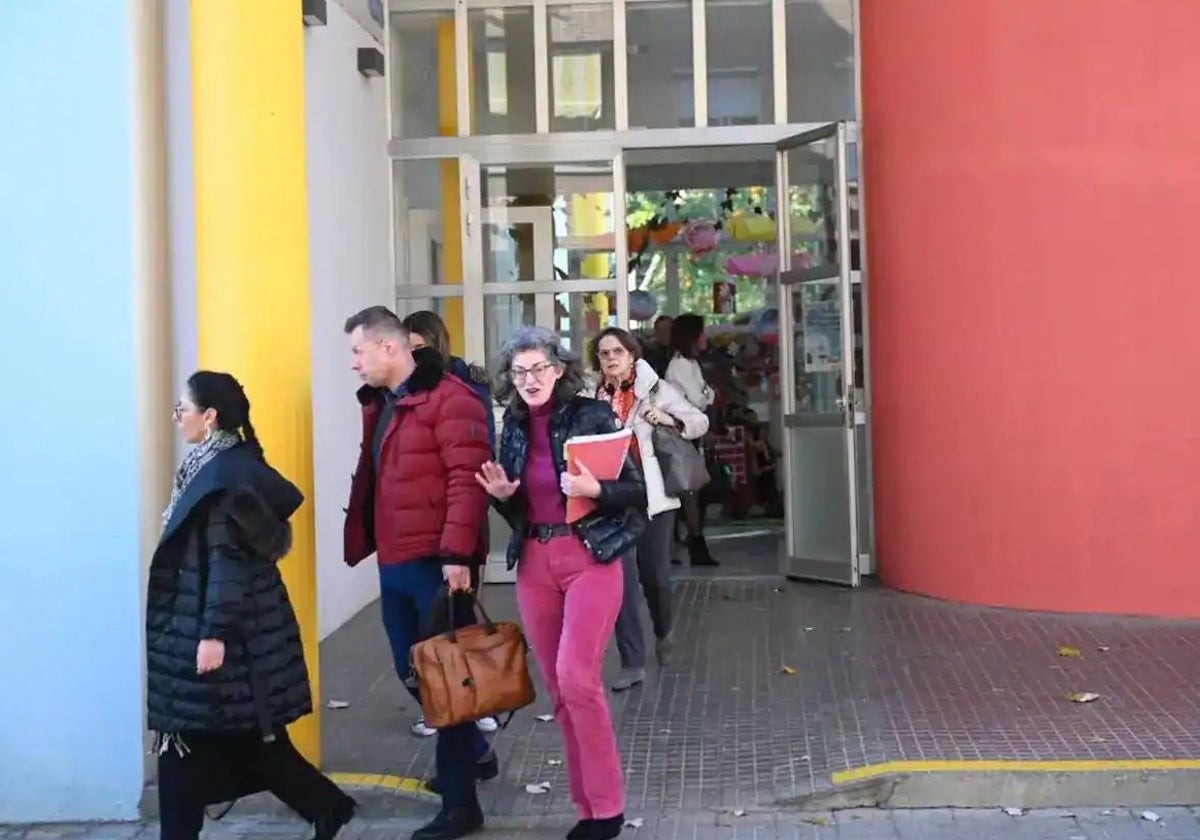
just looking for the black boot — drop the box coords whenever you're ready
[688,536,718,566]
[566,819,593,840]
[587,814,623,839]
[424,750,499,795]
[311,795,356,840]
[411,801,484,840]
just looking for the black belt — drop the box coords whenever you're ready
[527,523,572,543]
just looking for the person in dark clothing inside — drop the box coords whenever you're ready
[642,314,674,378]
[147,371,355,840]
[343,306,494,840]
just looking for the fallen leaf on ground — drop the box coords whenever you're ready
[536,713,555,722]
[804,816,830,826]
[1098,645,1111,652]
[732,808,746,817]
[1057,646,1083,658]
[1003,807,1024,817]
[1141,810,1161,822]
[780,665,798,675]
[1068,692,1100,703]
[326,700,350,710]
[623,817,644,829]
[525,782,551,794]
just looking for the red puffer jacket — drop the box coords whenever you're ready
[343,350,491,567]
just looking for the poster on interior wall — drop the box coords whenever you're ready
[712,282,737,315]
[802,300,841,372]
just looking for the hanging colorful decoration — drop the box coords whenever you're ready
[626,187,775,273]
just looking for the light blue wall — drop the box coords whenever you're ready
[0,4,144,823]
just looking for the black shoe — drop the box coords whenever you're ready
[688,537,718,566]
[311,795,356,840]
[587,814,623,840]
[566,819,593,840]
[424,751,499,795]
[410,804,484,840]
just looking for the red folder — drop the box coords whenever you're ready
[563,427,633,523]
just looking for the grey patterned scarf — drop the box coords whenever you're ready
[161,429,242,528]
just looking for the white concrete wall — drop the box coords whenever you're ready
[305,3,391,640]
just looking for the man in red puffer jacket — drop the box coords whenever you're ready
[341,306,493,839]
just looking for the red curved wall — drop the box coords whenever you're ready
[861,1,1200,616]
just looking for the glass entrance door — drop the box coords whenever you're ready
[775,122,865,586]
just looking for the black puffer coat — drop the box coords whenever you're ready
[495,395,647,569]
[146,444,312,736]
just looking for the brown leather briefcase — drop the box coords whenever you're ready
[410,594,535,729]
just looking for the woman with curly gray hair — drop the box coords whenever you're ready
[476,326,646,840]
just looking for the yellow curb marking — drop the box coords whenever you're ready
[833,759,1200,785]
[328,772,435,796]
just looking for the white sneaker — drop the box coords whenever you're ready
[476,716,499,733]
[410,717,437,737]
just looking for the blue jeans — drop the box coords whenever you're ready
[378,559,490,807]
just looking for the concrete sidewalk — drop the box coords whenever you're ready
[312,532,1200,813]
[8,807,1200,840]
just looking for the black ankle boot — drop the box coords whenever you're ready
[410,802,484,840]
[566,819,593,840]
[311,795,356,840]
[587,814,623,840]
[688,536,718,566]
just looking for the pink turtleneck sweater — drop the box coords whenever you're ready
[524,401,567,524]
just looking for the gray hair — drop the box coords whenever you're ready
[493,325,586,412]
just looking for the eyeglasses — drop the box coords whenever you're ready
[510,362,557,384]
[598,347,629,360]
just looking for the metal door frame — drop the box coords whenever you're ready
[775,121,864,586]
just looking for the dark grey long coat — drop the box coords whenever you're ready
[146,445,312,735]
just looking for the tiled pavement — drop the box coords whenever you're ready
[11,808,1200,840]
[319,530,1200,816]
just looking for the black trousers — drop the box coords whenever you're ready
[157,725,349,840]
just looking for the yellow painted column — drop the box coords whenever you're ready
[437,19,466,357]
[190,1,321,763]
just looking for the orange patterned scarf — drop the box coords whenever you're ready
[598,373,641,463]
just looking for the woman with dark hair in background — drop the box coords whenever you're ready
[664,314,718,566]
[403,310,496,451]
[147,371,355,840]
[590,327,709,691]
[476,326,646,840]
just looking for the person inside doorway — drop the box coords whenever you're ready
[591,327,709,692]
[665,314,718,566]
[476,326,646,840]
[148,372,356,840]
[642,314,674,378]
[342,306,495,840]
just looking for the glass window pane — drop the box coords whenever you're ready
[706,0,774,126]
[481,162,616,282]
[786,0,856,121]
[484,293,535,372]
[626,1,693,129]
[469,8,537,135]
[557,291,616,359]
[393,157,462,286]
[390,11,455,139]
[548,5,615,132]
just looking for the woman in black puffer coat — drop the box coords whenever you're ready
[147,371,355,840]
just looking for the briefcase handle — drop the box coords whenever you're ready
[445,590,499,644]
